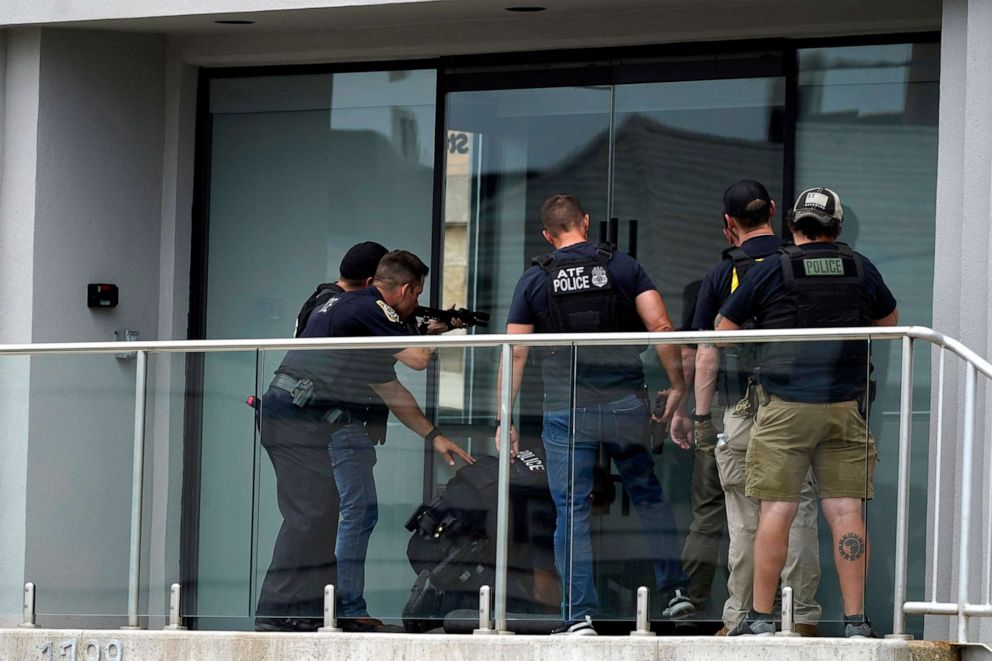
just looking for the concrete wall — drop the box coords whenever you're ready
[0,27,41,628]
[19,28,173,624]
[926,0,992,643]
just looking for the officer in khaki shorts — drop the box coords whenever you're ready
[717,187,898,638]
[690,180,821,635]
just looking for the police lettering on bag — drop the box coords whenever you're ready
[802,257,845,277]
[552,265,610,293]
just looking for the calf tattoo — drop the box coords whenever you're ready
[839,532,866,561]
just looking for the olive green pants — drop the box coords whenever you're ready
[716,409,822,628]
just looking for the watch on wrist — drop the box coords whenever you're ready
[424,427,442,443]
[690,411,711,423]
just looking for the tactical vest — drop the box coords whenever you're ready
[719,247,761,403]
[756,243,872,398]
[531,244,644,389]
[294,282,345,338]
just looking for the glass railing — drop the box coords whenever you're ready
[0,329,946,638]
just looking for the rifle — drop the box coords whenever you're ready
[415,306,490,334]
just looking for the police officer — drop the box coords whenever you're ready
[497,194,694,636]
[282,250,473,633]
[691,180,820,635]
[255,240,388,632]
[718,188,898,637]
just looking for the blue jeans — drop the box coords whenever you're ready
[543,393,689,621]
[328,423,378,618]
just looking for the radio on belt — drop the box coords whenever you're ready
[87,283,119,308]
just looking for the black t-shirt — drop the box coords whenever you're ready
[277,286,410,411]
[719,242,897,402]
[507,242,655,409]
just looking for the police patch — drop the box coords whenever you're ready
[376,299,401,323]
[591,266,609,288]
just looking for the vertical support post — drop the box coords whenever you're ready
[495,343,514,634]
[123,350,148,630]
[777,586,799,637]
[957,363,977,644]
[163,583,186,630]
[19,582,37,628]
[931,348,946,605]
[888,337,914,640]
[629,586,655,637]
[318,585,341,633]
[473,585,496,635]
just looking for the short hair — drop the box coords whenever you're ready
[786,210,842,241]
[732,199,774,231]
[541,194,586,236]
[374,250,429,289]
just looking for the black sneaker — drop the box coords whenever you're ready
[254,617,320,632]
[338,616,405,633]
[660,587,696,619]
[551,615,597,636]
[844,614,878,639]
[727,612,775,637]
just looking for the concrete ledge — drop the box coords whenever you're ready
[0,629,962,661]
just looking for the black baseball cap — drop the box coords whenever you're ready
[792,187,844,225]
[339,241,388,280]
[723,179,772,219]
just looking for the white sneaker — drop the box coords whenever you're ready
[551,615,597,636]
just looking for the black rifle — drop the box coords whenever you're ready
[415,306,490,334]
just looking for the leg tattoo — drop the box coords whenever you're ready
[838,532,865,561]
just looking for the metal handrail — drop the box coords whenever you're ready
[7,324,990,639]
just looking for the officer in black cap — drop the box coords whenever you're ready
[718,187,898,638]
[688,180,820,634]
[255,241,388,632]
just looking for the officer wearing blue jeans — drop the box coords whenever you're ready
[269,250,474,633]
[497,194,695,636]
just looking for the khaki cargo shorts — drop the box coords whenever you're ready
[745,395,876,501]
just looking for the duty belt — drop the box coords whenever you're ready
[270,373,350,424]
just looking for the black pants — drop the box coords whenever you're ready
[681,444,728,609]
[256,387,340,620]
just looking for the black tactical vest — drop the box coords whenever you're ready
[531,244,645,401]
[756,243,872,399]
[294,282,345,338]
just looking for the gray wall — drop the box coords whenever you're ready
[21,28,170,623]
[926,0,992,643]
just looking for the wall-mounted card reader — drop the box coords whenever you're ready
[88,283,119,308]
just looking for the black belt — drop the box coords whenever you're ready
[271,374,351,424]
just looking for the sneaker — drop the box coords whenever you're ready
[551,615,597,636]
[254,617,320,632]
[844,614,878,639]
[661,587,696,619]
[338,616,404,633]
[727,612,775,637]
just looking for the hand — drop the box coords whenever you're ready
[494,422,519,462]
[668,409,693,451]
[425,319,449,335]
[693,417,717,453]
[433,434,475,466]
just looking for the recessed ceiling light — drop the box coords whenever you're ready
[215,19,255,24]
[505,6,547,12]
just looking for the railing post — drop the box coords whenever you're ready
[630,586,655,637]
[473,585,496,635]
[122,350,148,630]
[19,582,37,628]
[162,583,186,630]
[317,585,341,633]
[888,336,914,640]
[957,363,977,644]
[494,343,514,635]
[777,586,799,637]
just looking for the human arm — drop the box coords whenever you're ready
[634,289,691,449]
[872,307,899,326]
[370,379,474,466]
[494,322,532,459]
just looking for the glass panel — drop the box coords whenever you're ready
[0,355,31,625]
[20,354,142,623]
[199,68,437,628]
[797,42,938,638]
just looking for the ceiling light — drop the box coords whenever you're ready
[214,19,256,24]
[505,6,547,12]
